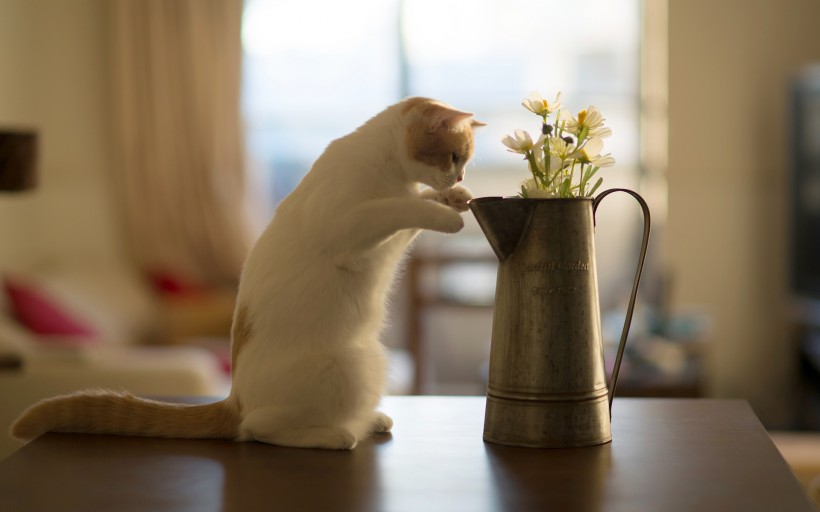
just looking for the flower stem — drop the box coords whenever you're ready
[525,152,542,188]
[567,161,578,198]
[578,163,586,196]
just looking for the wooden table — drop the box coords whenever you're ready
[0,397,812,511]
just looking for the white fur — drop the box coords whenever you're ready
[230,100,476,449]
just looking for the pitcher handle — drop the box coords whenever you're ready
[592,188,651,416]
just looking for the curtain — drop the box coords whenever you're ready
[110,0,251,288]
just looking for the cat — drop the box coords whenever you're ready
[11,97,485,450]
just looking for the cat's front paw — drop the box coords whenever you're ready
[436,186,473,213]
[436,209,465,233]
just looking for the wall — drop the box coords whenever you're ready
[668,0,820,426]
[3,0,820,425]
[0,0,125,272]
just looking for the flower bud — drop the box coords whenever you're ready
[542,123,553,135]
[562,135,574,144]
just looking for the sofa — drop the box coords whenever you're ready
[0,265,232,459]
[0,263,416,459]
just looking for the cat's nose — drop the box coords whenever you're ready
[456,174,464,182]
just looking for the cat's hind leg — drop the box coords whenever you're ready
[371,411,393,434]
[239,406,358,450]
[256,426,358,450]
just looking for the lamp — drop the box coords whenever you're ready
[0,130,38,192]
[0,130,37,370]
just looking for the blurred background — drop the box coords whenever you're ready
[1,0,819,471]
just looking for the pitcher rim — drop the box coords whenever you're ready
[469,196,594,204]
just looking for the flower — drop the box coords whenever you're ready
[532,148,564,175]
[561,106,612,142]
[501,129,538,154]
[503,91,616,198]
[522,91,562,117]
[574,137,615,168]
[520,178,557,198]
[548,136,574,161]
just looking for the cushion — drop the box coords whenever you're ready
[4,276,98,346]
[4,266,163,346]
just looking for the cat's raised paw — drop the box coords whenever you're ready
[436,210,465,233]
[436,186,473,213]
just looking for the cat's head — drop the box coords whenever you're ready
[400,98,485,191]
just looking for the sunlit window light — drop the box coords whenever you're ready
[241,0,640,203]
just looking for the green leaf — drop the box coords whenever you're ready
[560,178,571,197]
[588,177,604,197]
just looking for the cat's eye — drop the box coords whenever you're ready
[451,152,461,165]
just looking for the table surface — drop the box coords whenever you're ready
[0,397,813,512]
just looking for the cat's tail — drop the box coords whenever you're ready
[10,389,240,441]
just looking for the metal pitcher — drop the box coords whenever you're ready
[470,188,650,448]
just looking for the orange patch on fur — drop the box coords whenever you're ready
[10,390,240,440]
[231,304,252,371]
[401,98,477,171]
[400,96,434,114]
[406,122,475,172]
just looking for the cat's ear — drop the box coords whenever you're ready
[471,119,487,128]
[427,106,478,132]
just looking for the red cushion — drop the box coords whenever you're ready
[147,271,207,297]
[4,277,98,342]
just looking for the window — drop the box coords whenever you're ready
[240,0,656,394]
[241,0,641,203]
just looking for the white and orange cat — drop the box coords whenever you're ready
[11,98,484,449]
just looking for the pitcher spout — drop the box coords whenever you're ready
[469,197,533,261]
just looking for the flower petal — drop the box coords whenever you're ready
[501,129,534,153]
[583,137,604,154]
[592,155,615,167]
[589,126,612,138]
[501,135,522,152]
[584,107,604,127]
[522,92,545,114]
